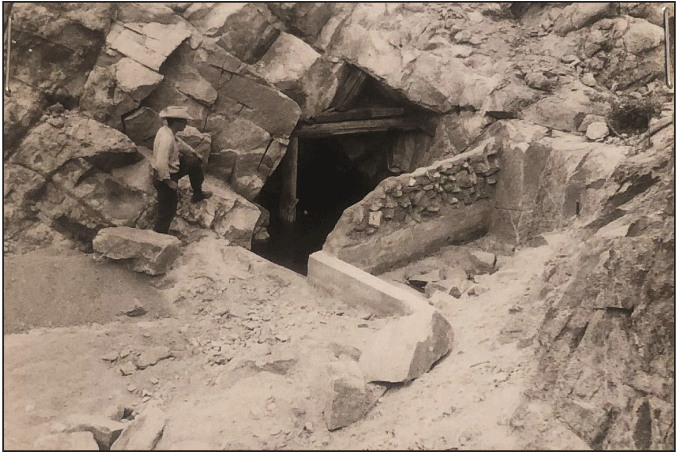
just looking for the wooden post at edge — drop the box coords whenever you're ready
[280,136,298,224]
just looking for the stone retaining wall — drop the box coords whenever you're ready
[323,137,500,274]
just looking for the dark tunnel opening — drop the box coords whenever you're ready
[253,131,398,275]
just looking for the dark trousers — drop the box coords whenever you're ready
[153,154,205,234]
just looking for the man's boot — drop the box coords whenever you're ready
[191,190,212,203]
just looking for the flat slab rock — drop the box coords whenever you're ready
[92,227,181,275]
[359,307,454,383]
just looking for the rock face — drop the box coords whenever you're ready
[568,15,666,91]
[10,112,141,176]
[92,226,181,275]
[6,111,154,245]
[488,119,634,245]
[80,12,193,129]
[6,3,112,148]
[521,80,610,132]
[359,307,454,383]
[553,3,617,36]
[522,123,674,450]
[3,83,48,156]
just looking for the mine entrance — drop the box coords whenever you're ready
[252,67,437,275]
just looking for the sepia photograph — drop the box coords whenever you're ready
[2,1,674,449]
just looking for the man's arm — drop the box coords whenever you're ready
[176,137,202,161]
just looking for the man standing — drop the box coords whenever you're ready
[151,106,211,234]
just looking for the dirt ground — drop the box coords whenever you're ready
[3,231,589,450]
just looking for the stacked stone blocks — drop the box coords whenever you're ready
[347,141,501,236]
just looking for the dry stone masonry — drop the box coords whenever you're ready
[324,137,501,273]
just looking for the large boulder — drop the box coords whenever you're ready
[489,120,632,244]
[9,3,113,101]
[92,226,181,275]
[324,5,501,114]
[620,2,672,26]
[175,176,263,249]
[594,17,665,90]
[426,111,493,161]
[4,163,49,240]
[63,414,126,450]
[267,3,336,44]
[10,112,142,177]
[482,79,541,117]
[323,360,368,431]
[105,21,192,72]
[254,32,339,119]
[205,114,289,200]
[521,80,610,132]
[553,3,618,36]
[121,107,163,147]
[401,52,500,113]
[80,16,193,129]
[622,17,664,55]
[80,57,164,130]
[176,126,212,165]
[217,72,301,138]
[183,3,279,63]
[358,307,454,383]
[115,3,183,25]
[111,403,167,450]
[8,112,153,244]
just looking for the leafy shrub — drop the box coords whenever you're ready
[607,95,661,136]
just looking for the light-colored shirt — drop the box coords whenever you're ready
[152,126,180,181]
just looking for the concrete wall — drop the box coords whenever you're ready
[323,138,500,274]
[307,250,429,318]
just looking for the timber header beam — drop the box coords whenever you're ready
[292,116,431,138]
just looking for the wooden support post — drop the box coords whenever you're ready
[280,136,298,224]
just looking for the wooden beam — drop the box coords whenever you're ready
[330,69,367,111]
[293,117,429,138]
[313,107,406,124]
[279,137,298,224]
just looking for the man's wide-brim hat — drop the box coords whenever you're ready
[158,106,195,120]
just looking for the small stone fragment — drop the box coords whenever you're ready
[102,352,119,362]
[136,346,172,370]
[119,362,136,376]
